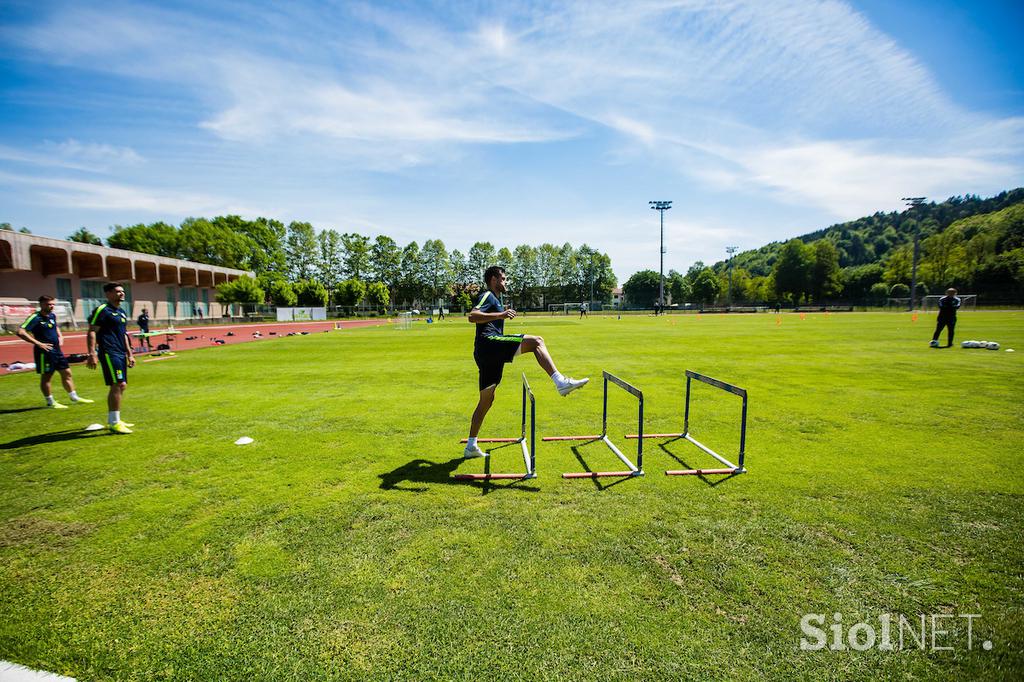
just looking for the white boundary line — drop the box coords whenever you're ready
[0,661,76,682]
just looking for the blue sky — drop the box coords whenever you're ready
[1,0,1022,282]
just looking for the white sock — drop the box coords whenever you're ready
[109,411,120,425]
[69,391,79,401]
[552,372,566,385]
[45,395,55,406]
[467,437,478,448]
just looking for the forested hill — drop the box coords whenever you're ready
[717,188,1024,277]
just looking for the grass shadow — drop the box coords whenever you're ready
[568,441,640,491]
[657,442,741,487]
[1,428,107,450]
[0,406,46,415]
[378,453,540,494]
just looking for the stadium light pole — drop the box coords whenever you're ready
[902,196,926,311]
[726,246,738,309]
[649,201,672,311]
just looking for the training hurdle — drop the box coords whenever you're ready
[544,371,644,479]
[454,373,537,480]
[627,370,747,476]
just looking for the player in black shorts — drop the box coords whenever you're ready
[464,266,589,458]
[16,295,94,409]
[87,283,136,434]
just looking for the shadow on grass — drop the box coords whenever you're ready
[1,428,107,450]
[379,449,540,494]
[657,442,741,487]
[565,441,642,492]
[0,406,46,415]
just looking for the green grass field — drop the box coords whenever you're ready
[2,312,1022,680]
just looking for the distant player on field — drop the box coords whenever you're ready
[464,266,588,458]
[87,283,136,434]
[17,295,94,409]
[930,287,961,348]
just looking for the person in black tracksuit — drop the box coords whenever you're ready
[931,288,961,348]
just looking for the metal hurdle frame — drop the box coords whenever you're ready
[544,371,645,479]
[454,373,537,480]
[626,370,747,476]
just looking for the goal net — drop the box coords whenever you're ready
[923,294,976,312]
[54,300,79,330]
[395,311,412,330]
[549,302,585,315]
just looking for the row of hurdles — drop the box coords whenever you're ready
[455,370,748,481]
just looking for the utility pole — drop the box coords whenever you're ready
[902,197,926,311]
[726,246,738,309]
[649,201,672,311]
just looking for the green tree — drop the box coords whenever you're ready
[841,264,884,300]
[341,232,371,281]
[370,235,401,309]
[107,222,179,257]
[68,227,103,245]
[335,278,367,308]
[316,229,344,295]
[232,216,286,275]
[365,281,390,311]
[622,270,661,308]
[869,282,889,303]
[398,241,422,305]
[810,240,842,301]
[285,221,317,281]
[293,279,329,306]
[882,245,913,285]
[261,275,297,306]
[690,268,722,306]
[773,239,813,303]
[467,242,496,282]
[216,276,264,305]
[420,239,450,307]
[179,217,249,268]
[0,223,11,231]
[509,245,539,307]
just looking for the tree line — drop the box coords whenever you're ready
[58,217,617,311]
[621,189,1023,308]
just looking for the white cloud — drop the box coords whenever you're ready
[0,171,262,217]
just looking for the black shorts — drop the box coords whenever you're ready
[99,351,128,386]
[474,335,524,390]
[34,347,69,374]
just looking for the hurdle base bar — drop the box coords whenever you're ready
[625,432,683,439]
[460,437,522,443]
[562,470,644,479]
[542,435,601,442]
[665,467,745,476]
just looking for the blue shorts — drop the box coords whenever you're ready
[34,347,69,374]
[474,334,524,390]
[99,351,128,386]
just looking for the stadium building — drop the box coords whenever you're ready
[0,230,252,329]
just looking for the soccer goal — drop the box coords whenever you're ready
[395,311,412,330]
[923,294,976,311]
[548,302,584,315]
[54,300,79,330]
[627,370,748,476]
[544,371,645,479]
[454,373,537,480]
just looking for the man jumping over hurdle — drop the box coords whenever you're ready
[464,266,588,459]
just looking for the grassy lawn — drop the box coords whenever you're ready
[1,312,1022,680]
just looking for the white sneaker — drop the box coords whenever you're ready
[463,444,489,459]
[556,377,589,396]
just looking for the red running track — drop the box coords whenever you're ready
[0,319,389,372]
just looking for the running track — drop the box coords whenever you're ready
[0,319,389,372]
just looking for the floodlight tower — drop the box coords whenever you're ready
[726,246,738,309]
[649,201,672,310]
[902,196,926,311]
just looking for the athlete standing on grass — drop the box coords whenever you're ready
[87,283,135,434]
[17,295,94,409]
[464,266,588,459]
